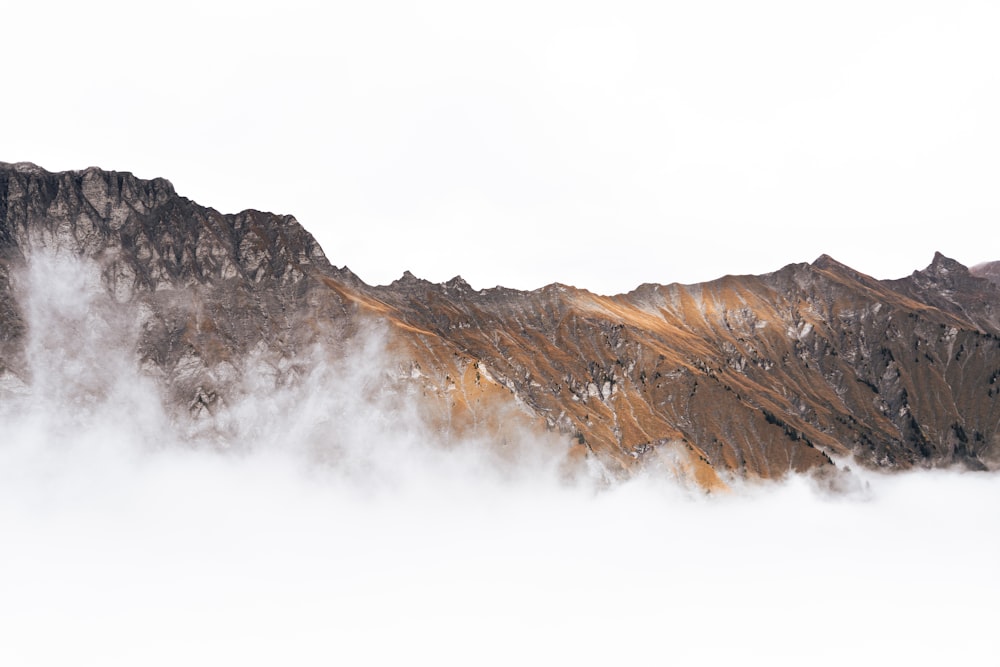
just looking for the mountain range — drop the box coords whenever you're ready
[2,161,999,488]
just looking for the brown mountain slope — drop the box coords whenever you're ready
[355,254,1000,477]
[3,162,1000,483]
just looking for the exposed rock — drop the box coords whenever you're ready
[0,161,358,420]
[3,161,1000,484]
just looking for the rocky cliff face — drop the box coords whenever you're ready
[0,162,363,419]
[3,162,1000,485]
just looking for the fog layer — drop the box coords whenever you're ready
[1,255,998,666]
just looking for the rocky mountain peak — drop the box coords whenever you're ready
[904,252,993,299]
[883,252,1000,334]
[921,251,970,280]
[808,253,878,282]
[810,253,842,270]
[443,275,473,293]
[0,162,339,294]
[388,270,434,291]
[4,162,1000,485]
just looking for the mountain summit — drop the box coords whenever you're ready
[3,162,999,486]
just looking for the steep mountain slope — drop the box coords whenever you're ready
[3,162,999,484]
[972,260,1000,286]
[0,162,361,417]
[361,254,1000,478]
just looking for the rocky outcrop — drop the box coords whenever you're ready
[0,162,359,418]
[361,253,1000,478]
[3,162,1000,483]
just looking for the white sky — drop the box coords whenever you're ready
[6,0,1000,293]
[5,8,1000,662]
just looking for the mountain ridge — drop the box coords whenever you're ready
[3,162,999,486]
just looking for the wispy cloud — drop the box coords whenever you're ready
[1,252,998,666]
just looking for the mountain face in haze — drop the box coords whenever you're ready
[971,260,1000,287]
[3,162,1000,486]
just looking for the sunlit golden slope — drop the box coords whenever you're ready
[337,253,1000,481]
[3,163,1000,485]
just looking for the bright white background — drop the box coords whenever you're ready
[3,4,1000,665]
[5,0,999,293]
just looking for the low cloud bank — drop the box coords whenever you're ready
[1,255,998,666]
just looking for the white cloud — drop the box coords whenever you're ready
[4,7,1000,662]
[1,251,998,666]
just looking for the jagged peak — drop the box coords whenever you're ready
[443,275,472,292]
[385,272,488,294]
[923,251,969,276]
[806,254,893,290]
[333,264,362,284]
[907,252,972,287]
[811,254,849,271]
[540,282,579,294]
[389,270,430,287]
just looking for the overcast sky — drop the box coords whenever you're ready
[7,0,999,293]
[5,6,1000,662]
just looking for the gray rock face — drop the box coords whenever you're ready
[3,161,1000,481]
[0,162,358,421]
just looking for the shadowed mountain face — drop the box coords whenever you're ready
[3,162,1000,485]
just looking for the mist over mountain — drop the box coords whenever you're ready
[3,161,1000,487]
[3,161,1000,666]
[971,259,1000,285]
